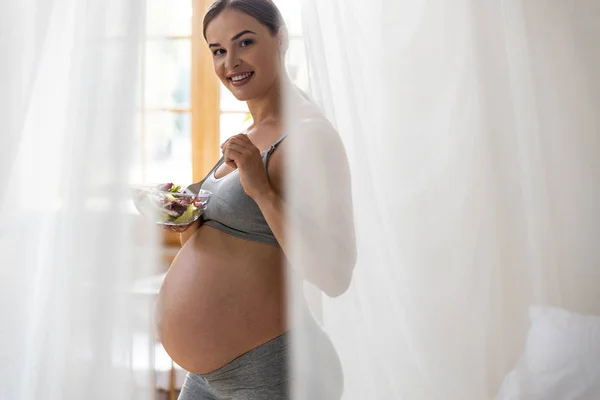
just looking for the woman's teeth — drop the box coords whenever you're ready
[232,72,252,81]
[230,72,253,86]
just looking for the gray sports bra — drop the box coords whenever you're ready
[187,133,287,246]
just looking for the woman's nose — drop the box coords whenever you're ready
[225,50,240,70]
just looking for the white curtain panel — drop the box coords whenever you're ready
[0,0,157,399]
[291,0,600,398]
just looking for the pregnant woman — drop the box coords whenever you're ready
[156,0,356,399]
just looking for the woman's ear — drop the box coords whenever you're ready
[276,26,289,54]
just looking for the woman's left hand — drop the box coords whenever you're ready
[221,134,272,200]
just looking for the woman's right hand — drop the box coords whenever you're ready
[163,219,201,246]
[162,223,194,233]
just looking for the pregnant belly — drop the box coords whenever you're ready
[156,225,287,374]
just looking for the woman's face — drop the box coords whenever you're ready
[205,9,282,101]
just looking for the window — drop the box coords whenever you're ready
[130,0,220,246]
[132,0,220,189]
[131,0,194,186]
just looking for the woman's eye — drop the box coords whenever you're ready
[240,39,253,47]
[213,49,225,56]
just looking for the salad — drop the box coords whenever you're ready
[132,183,211,226]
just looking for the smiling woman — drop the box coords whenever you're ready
[155,1,355,399]
[205,9,284,102]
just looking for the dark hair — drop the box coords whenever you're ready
[203,0,286,39]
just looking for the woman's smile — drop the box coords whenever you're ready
[228,71,255,87]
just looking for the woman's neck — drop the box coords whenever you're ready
[247,94,279,126]
[246,75,295,126]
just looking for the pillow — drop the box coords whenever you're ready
[496,306,600,400]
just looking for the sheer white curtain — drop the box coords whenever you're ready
[0,1,157,399]
[291,0,600,398]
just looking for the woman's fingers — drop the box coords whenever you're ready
[224,159,237,169]
[221,134,258,169]
[223,141,248,161]
[162,224,190,232]
[223,146,243,168]
[220,138,230,150]
[232,133,252,143]
[223,142,248,154]
[224,137,247,149]
[226,134,256,149]
[220,133,249,149]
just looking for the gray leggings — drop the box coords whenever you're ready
[178,323,343,400]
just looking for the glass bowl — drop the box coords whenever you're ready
[131,183,212,226]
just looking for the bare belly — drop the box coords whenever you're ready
[156,225,289,374]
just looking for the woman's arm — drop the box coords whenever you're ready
[256,119,357,297]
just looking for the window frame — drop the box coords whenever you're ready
[191,0,221,183]
[160,0,220,247]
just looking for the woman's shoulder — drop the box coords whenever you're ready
[286,99,337,141]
